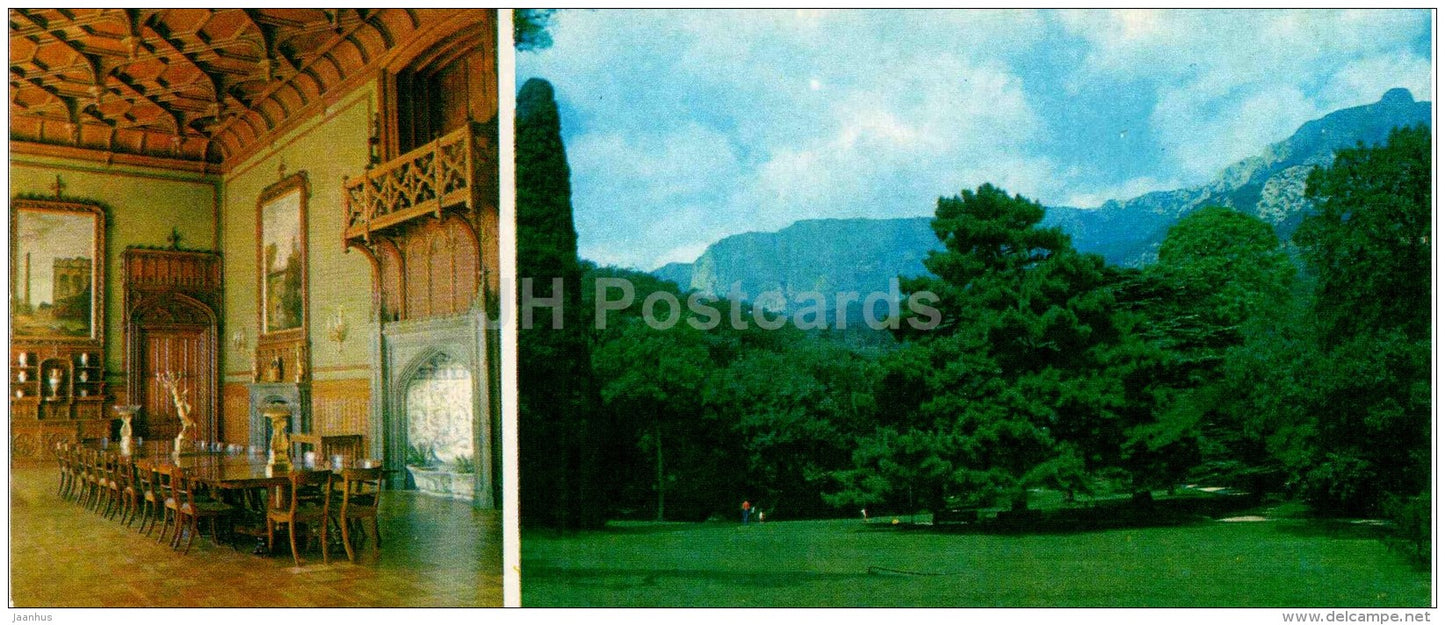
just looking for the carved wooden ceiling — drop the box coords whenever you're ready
[9,8,482,170]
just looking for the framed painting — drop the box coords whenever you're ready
[255,172,310,339]
[10,198,105,342]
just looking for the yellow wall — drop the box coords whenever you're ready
[13,81,381,443]
[9,157,219,384]
[219,83,379,383]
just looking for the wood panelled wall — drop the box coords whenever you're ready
[312,378,371,443]
[377,216,481,322]
[220,378,370,450]
[391,34,497,156]
[221,382,250,445]
[372,19,496,325]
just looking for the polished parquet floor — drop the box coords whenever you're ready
[9,464,502,607]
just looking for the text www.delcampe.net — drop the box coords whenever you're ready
[1283,611,1433,623]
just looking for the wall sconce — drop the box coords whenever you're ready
[327,306,350,354]
[231,328,249,353]
[367,112,382,169]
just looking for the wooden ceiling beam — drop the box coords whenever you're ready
[10,10,90,64]
[11,8,482,167]
[136,21,226,103]
[12,10,208,141]
[210,10,381,145]
[237,9,300,77]
[14,9,262,75]
[104,74,192,133]
[8,41,254,83]
[7,8,130,37]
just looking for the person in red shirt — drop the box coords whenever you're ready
[741,500,751,524]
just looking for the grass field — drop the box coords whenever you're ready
[520,508,1430,607]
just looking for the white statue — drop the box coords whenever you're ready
[157,372,195,453]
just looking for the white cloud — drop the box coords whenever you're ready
[1059,9,1432,180]
[1153,84,1324,179]
[520,9,1432,269]
[1318,53,1434,111]
[1062,176,1184,210]
[526,10,1061,269]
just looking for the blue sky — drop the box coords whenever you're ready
[516,9,1433,271]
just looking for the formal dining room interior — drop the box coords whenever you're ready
[7,8,503,607]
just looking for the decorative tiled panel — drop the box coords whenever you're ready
[403,354,472,465]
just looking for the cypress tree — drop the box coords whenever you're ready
[516,78,604,529]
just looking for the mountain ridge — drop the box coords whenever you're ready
[651,89,1431,303]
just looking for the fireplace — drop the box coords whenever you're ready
[246,382,309,450]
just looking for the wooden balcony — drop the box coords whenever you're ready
[342,123,482,243]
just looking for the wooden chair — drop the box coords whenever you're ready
[330,466,383,562]
[291,434,322,465]
[116,460,141,526]
[155,465,178,545]
[66,444,83,502]
[81,450,105,512]
[134,462,162,533]
[53,441,71,498]
[168,466,235,554]
[71,449,90,507]
[100,454,124,520]
[267,469,332,567]
[55,442,77,500]
[72,446,90,503]
[321,435,365,464]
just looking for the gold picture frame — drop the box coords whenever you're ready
[10,198,106,344]
[255,171,310,339]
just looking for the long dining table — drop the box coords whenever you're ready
[90,439,379,537]
[122,445,287,552]
[132,449,287,491]
[113,442,365,554]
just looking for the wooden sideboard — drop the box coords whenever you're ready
[10,345,107,420]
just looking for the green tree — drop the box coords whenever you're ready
[1281,124,1431,514]
[1124,207,1296,492]
[514,9,555,51]
[593,319,714,521]
[705,338,879,518]
[583,265,745,521]
[516,77,604,529]
[1296,124,1430,343]
[1144,206,1295,368]
[836,184,1134,512]
[1225,125,1431,515]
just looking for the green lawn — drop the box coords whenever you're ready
[520,513,1429,607]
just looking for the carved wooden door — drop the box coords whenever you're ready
[137,325,214,443]
[122,249,222,447]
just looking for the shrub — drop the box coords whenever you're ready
[406,444,439,468]
[1300,453,1377,515]
[1383,492,1430,565]
[452,454,477,473]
